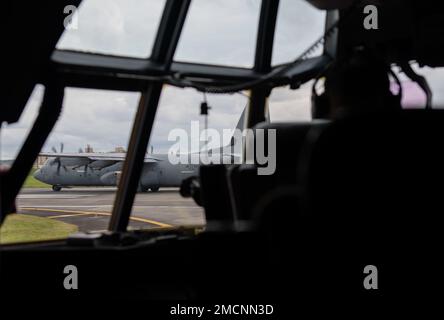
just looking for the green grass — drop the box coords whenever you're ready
[23,167,50,188]
[0,214,78,244]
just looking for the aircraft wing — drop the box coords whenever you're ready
[39,152,161,163]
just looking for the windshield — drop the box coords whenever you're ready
[56,0,166,58]
[0,0,327,244]
[0,87,140,243]
[0,85,249,242]
[272,0,326,65]
[174,0,262,68]
[386,65,444,109]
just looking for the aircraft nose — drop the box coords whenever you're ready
[33,169,42,181]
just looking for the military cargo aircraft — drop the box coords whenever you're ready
[33,109,245,192]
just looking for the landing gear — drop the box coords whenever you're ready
[150,186,160,192]
[52,185,62,192]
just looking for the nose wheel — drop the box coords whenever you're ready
[52,185,62,192]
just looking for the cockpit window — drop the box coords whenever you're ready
[56,0,327,68]
[1,1,329,244]
[174,0,262,68]
[394,65,444,109]
[128,86,248,231]
[56,0,166,58]
[272,0,326,65]
[0,88,140,244]
[414,66,444,108]
[0,85,43,161]
[268,81,314,122]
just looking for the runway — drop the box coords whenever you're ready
[17,187,205,233]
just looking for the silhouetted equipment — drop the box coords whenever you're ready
[199,165,235,224]
[180,176,202,206]
[255,110,444,298]
[200,101,210,116]
[311,46,403,119]
[229,121,328,220]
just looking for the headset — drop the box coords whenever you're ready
[311,50,403,119]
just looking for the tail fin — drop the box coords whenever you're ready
[204,107,246,155]
[227,107,246,147]
[226,105,271,148]
[208,106,272,157]
[235,107,246,132]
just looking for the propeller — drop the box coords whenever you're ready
[73,163,90,175]
[55,158,62,174]
[50,142,66,175]
[50,143,91,175]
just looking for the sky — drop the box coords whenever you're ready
[1,0,443,159]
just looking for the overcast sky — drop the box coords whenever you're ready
[1,0,443,159]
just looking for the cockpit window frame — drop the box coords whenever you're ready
[2,0,336,241]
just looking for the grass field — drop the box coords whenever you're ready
[24,167,50,188]
[0,214,78,244]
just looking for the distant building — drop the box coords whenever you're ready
[85,144,94,153]
[114,146,126,153]
[35,155,48,168]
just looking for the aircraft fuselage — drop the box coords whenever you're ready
[33,154,199,191]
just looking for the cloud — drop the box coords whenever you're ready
[0,85,247,159]
[268,82,314,122]
[174,0,262,67]
[152,87,247,152]
[58,0,166,57]
[273,0,326,65]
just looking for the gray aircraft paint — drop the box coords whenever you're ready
[34,109,245,191]
[34,155,201,190]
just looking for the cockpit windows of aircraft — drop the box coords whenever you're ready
[128,86,248,231]
[0,88,140,244]
[272,0,326,65]
[174,0,261,68]
[56,0,166,58]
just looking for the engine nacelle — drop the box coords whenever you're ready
[100,171,121,186]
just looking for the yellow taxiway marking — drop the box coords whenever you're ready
[20,207,172,228]
[50,213,102,219]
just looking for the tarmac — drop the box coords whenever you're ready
[17,187,205,233]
